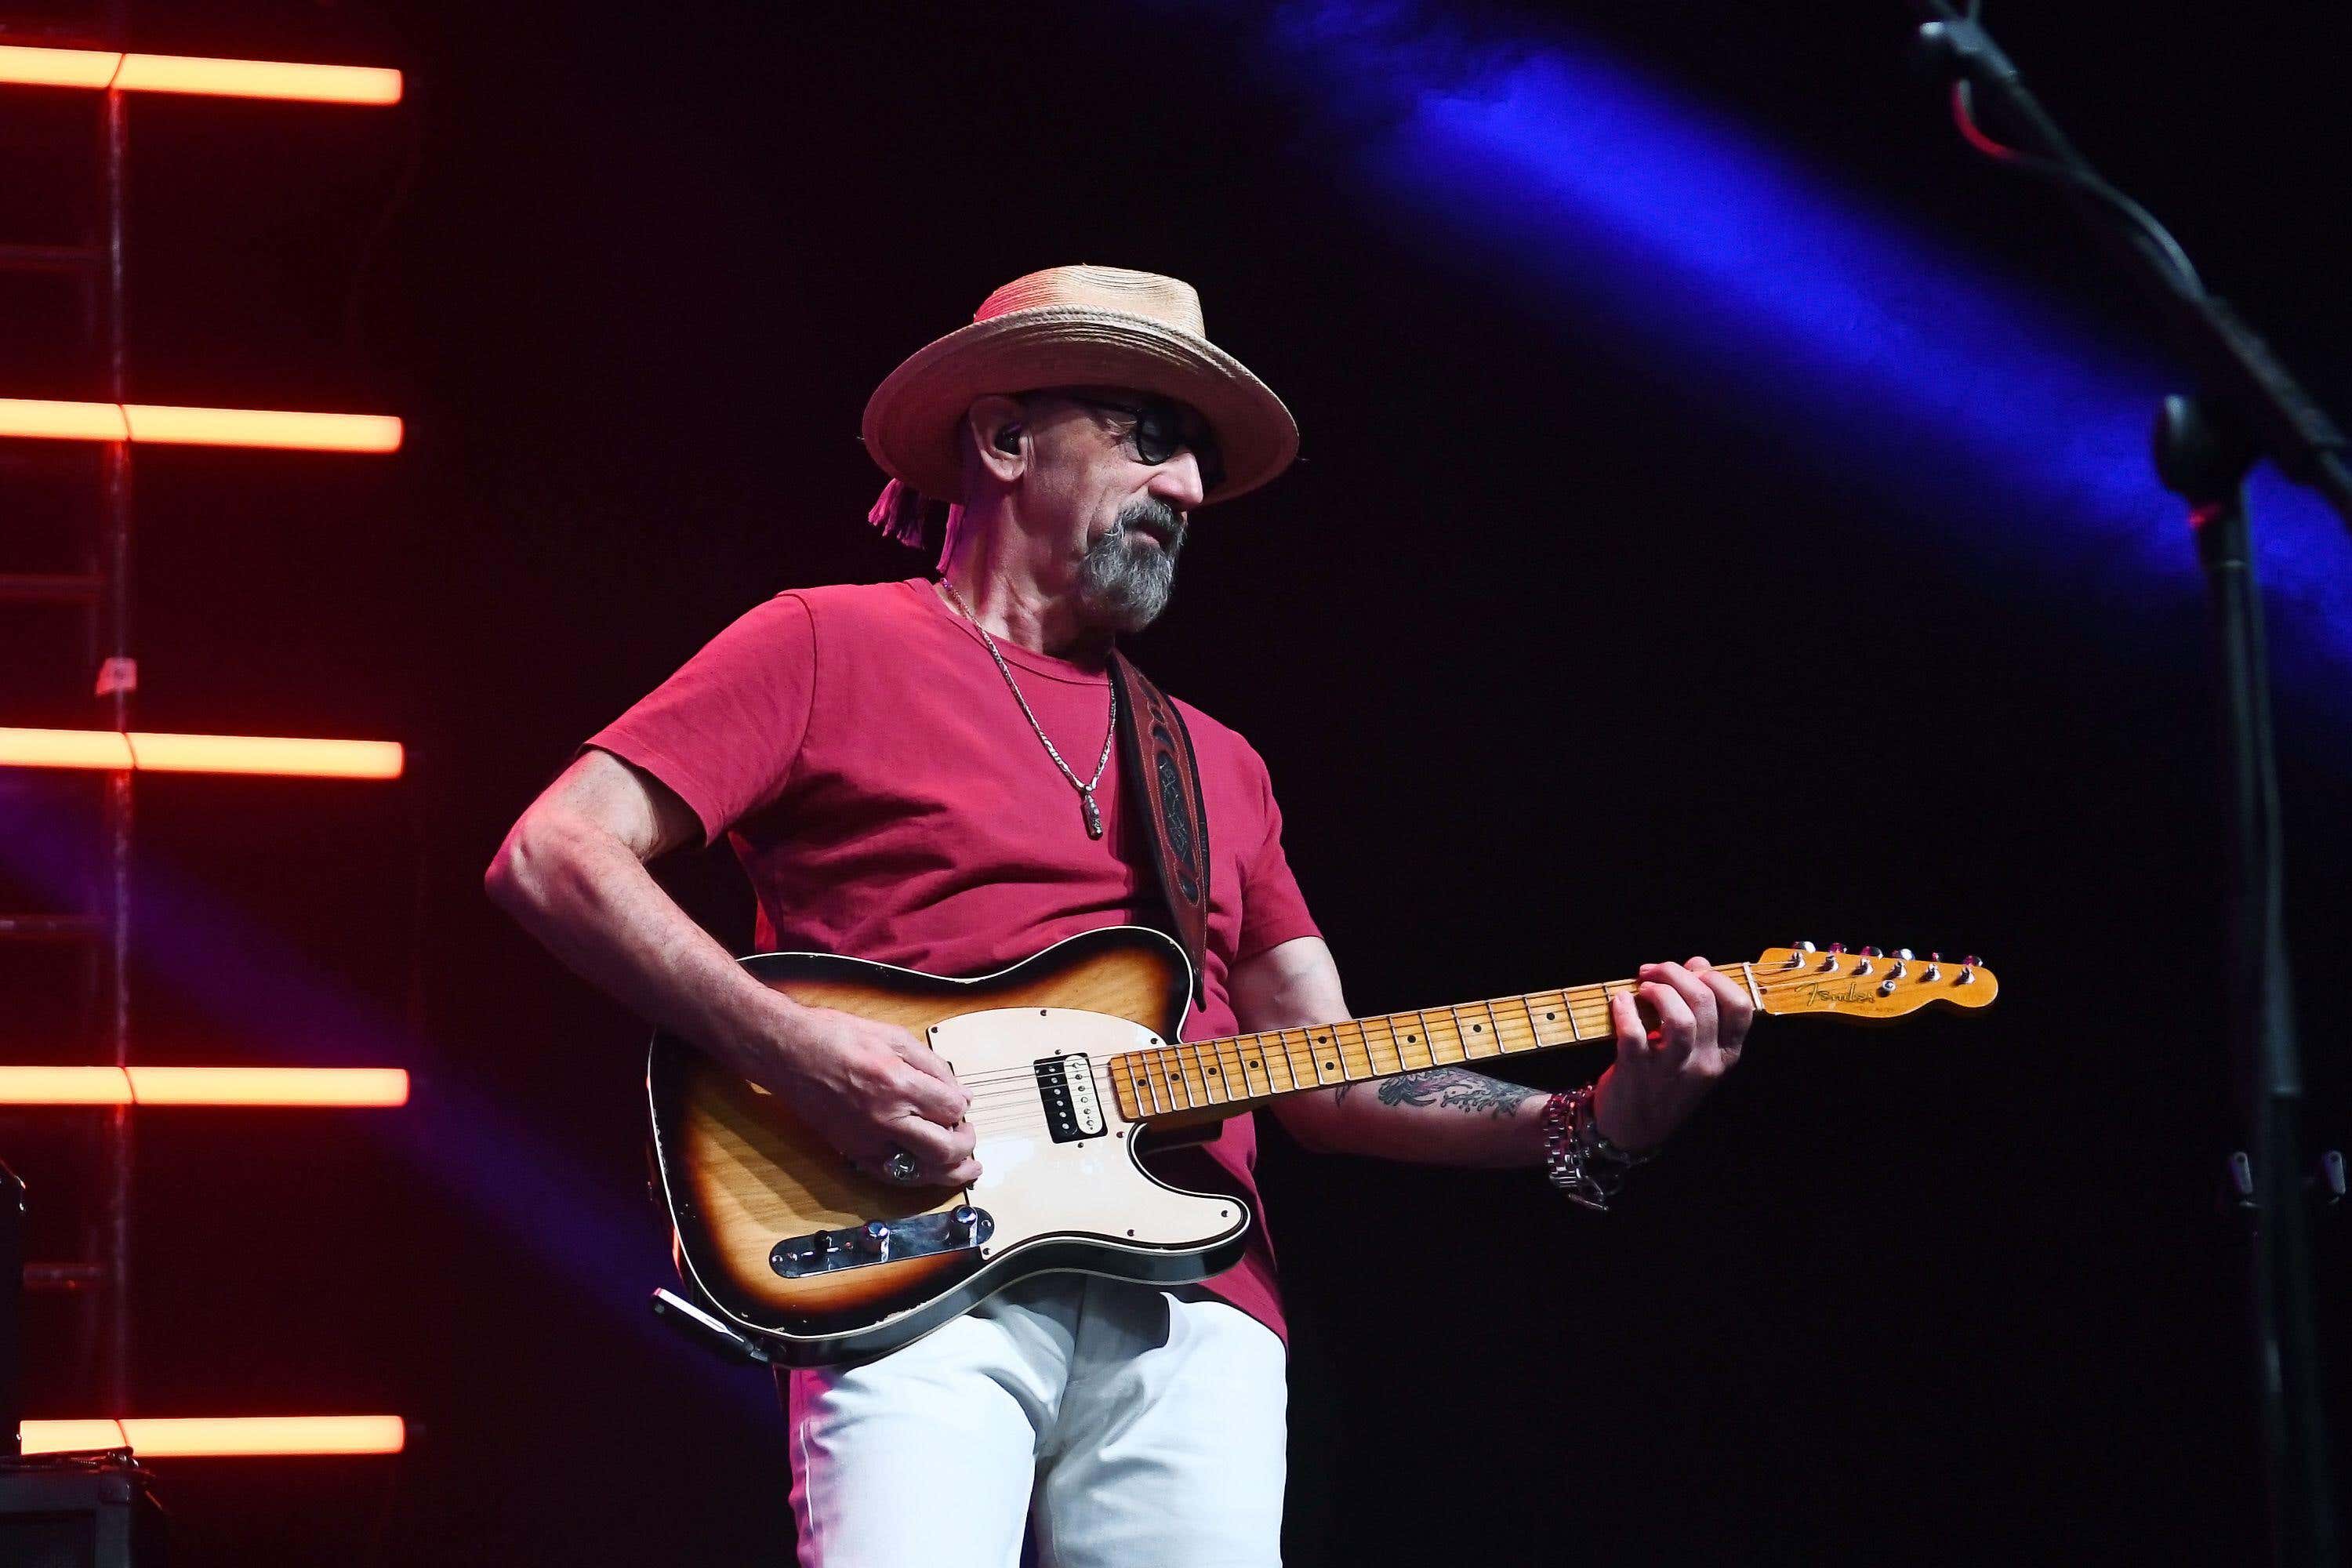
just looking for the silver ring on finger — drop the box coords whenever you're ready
[883,1148,920,1184]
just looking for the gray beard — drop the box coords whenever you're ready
[1073,503,1185,634]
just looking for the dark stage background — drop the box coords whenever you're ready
[2,2,2348,1563]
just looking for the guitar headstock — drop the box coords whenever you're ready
[1748,944,1998,1021]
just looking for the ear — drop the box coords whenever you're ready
[966,395,1029,484]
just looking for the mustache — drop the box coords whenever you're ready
[1114,499,1187,556]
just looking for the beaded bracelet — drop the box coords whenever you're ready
[1540,1086,1657,1212]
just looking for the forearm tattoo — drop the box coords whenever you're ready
[1334,1066,1540,1118]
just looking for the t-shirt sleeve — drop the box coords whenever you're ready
[1235,745,1322,962]
[582,593,815,847]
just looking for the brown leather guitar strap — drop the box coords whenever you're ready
[1108,650,1210,1007]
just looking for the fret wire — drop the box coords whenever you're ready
[1329,1022,1365,1080]
[1272,1029,1305,1091]
[1423,1006,1463,1065]
[1336,1019,1374,1080]
[1213,1036,1247,1102]
[1443,1004,1472,1062]
[1223,1036,1254,1099]
[1138,1051,1167,1116]
[1365,1013,1405,1076]
[1307,1025,1343,1086]
[1192,1039,1227,1106]
[1283,1030,1308,1091]
[1255,1033,1280,1097]
[1390,1012,1421,1071]
[1177,1040,1211,1106]
[1509,994,1543,1052]
[1231,1036,1261,1098]
[1156,1045,1188,1112]
[1483,996,1515,1053]
[1440,1003,1468,1058]
[1265,1029,1294,1088]
[1392,1011,1430,1072]
[1168,1044,1200,1109]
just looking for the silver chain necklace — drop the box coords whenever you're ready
[938,577,1117,840]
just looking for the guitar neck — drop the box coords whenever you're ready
[1102,966,1760,1123]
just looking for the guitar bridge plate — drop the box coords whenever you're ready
[770,1207,995,1279]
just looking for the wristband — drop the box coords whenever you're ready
[1540,1086,1656,1211]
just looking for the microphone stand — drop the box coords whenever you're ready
[1907,7,2343,1565]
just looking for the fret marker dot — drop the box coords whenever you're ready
[1546,1012,1556,1020]
[1406,1035,1417,1043]
[1472,1024,1483,1033]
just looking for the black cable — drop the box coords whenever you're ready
[1948,81,2202,295]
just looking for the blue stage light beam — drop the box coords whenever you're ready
[1232,2,2352,742]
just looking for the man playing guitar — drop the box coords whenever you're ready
[485,264,1751,1566]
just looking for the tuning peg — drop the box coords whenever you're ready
[1965,954,1982,967]
[1863,946,1882,957]
[1796,940,1817,953]
[1896,949,1915,962]
[1958,960,1976,985]
[1828,942,1845,954]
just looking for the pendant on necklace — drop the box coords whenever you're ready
[1080,789,1104,840]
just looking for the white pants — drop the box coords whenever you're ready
[783,1275,1289,1567]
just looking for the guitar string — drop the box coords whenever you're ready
[909,966,1975,1141]
[936,987,1675,1100]
[949,971,1966,1126]
[958,1005,1697,1118]
[941,982,1661,1093]
[938,963,1892,1096]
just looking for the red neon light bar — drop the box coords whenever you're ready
[0,398,401,452]
[0,1066,409,1106]
[21,1416,407,1457]
[0,45,401,105]
[0,728,405,779]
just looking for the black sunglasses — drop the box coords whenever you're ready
[1023,388,1225,495]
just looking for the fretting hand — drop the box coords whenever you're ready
[1590,957,1752,1152]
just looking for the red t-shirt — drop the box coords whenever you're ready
[586,575,1320,1344]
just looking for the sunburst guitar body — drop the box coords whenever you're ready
[648,926,1996,1367]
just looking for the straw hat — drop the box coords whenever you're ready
[861,265,1298,520]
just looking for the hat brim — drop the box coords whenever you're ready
[862,307,1298,506]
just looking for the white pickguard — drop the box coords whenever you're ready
[928,1007,1244,1255]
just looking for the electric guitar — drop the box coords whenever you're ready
[647,926,1997,1367]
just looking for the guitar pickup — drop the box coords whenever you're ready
[1035,1054,1105,1144]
